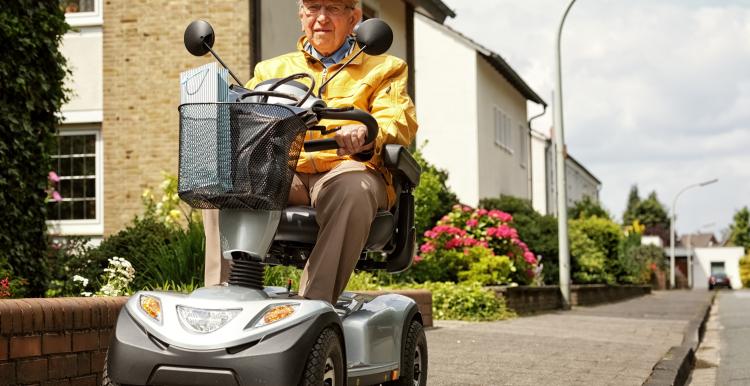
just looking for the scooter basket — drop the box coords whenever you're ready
[178,102,308,210]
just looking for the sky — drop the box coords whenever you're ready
[441,0,750,239]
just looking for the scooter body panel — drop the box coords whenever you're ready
[108,286,419,385]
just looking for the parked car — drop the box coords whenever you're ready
[708,272,731,290]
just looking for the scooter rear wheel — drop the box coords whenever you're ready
[299,327,344,386]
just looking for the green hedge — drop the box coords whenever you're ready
[0,2,69,296]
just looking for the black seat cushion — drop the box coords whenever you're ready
[274,206,394,250]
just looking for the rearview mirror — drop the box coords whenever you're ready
[184,20,215,56]
[354,18,393,56]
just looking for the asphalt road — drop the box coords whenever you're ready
[425,290,712,386]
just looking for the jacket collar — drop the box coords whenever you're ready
[297,35,365,67]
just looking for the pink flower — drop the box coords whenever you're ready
[477,208,488,216]
[413,255,423,263]
[466,219,478,227]
[51,191,62,202]
[524,251,537,265]
[420,243,435,254]
[488,210,513,223]
[494,225,513,239]
[444,238,463,249]
[462,205,473,213]
[48,171,60,183]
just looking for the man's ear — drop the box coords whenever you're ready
[350,7,363,29]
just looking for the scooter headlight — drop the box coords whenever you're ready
[176,305,241,334]
[254,303,299,328]
[139,295,162,322]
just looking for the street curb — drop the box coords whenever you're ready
[643,292,715,386]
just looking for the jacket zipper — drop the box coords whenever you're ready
[308,66,328,174]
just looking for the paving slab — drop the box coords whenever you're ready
[426,290,712,386]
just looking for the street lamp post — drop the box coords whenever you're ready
[554,0,578,309]
[669,179,718,289]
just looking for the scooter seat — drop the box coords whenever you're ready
[275,206,395,250]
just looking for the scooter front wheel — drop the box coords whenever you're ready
[385,320,428,386]
[299,327,344,386]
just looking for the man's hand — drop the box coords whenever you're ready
[334,124,374,156]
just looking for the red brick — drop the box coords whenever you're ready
[0,301,14,335]
[48,354,78,379]
[69,375,96,386]
[10,301,24,334]
[59,299,75,330]
[86,299,101,328]
[16,358,47,383]
[76,352,91,376]
[17,299,34,334]
[42,333,71,355]
[90,350,106,373]
[72,299,91,330]
[72,331,98,352]
[20,299,45,332]
[0,336,7,360]
[0,362,16,385]
[36,299,59,332]
[43,380,71,386]
[98,329,112,350]
[10,335,42,359]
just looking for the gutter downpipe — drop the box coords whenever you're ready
[527,105,547,208]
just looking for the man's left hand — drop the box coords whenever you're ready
[334,124,374,156]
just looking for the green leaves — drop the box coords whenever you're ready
[1,1,70,296]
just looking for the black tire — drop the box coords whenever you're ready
[101,351,120,386]
[385,320,428,386]
[299,327,345,386]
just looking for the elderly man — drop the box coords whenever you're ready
[204,0,417,304]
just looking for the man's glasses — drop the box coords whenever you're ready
[302,3,353,16]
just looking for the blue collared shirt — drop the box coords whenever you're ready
[305,36,356,67]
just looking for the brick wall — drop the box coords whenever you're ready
[0,297,127,385]
[490,285,653,314]
[102,0,253,234]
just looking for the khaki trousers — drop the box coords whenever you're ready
[203,160,387,303]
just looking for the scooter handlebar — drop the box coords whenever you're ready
[303,107,378,161]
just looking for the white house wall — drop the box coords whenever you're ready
[693,247,744,290]
[363,0,407,60]
[475,56,529,202]
[414,15,479,205]
[566,159,600,206]
[60,27,103,121]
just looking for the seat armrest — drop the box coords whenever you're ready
[382,144,421,187]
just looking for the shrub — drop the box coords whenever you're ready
[479,196,559,284]
[569,216,623,284]
[569,195,610,220]
[416,205,536,284]
[46,236,94,297]
[131,221,205,290]
[412,145,459,239]
[739,255,750,288]
[420,281,515,321]
[458,252,515,286]
[265,265,302,290]
[1,2,70,296]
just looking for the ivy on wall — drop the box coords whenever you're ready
[0,1,70,296]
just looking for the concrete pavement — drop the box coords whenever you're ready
[426,290,713,386]
[690,289,750,386]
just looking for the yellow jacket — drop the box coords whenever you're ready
[246,37,418,207]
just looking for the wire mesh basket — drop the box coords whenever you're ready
[178,103,309,210]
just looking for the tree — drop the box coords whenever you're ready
[729,207,750,253]
[569,195,609,220]
[0,3,70,296]
[622,185,641,225]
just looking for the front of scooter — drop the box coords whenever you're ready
[104,18,394,386]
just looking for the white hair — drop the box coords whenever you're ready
[297,0,361,8]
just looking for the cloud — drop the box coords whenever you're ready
[442,0,750,233]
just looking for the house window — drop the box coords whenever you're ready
[518,124,527,168]
[493,106,513,153]
[47,128,103,235]
[61,0,102,27]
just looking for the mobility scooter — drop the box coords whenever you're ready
[103,18,426,386]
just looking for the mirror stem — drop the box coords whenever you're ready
[204,42,244,86]
[317,45,367,98]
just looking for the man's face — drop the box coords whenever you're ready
[299,0,362,56]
